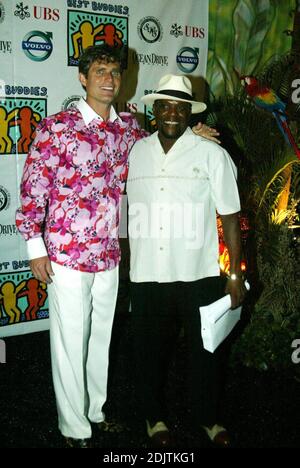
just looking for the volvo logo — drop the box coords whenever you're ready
[22,31,53,62]
[176,47,199,73]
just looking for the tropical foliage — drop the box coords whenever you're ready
[206,62,300,371]
[208,0,294,98]
[207,1,300,370]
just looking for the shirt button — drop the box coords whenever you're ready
[160,187,164,191]
[161,168,165,172]
[160,247,163,250]
[160,227,163,230]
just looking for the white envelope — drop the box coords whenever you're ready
[199,281,250,353]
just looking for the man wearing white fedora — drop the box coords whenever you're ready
[127,73,246,448]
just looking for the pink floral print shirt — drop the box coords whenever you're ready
[16,99,146,272]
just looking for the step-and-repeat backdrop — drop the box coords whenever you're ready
[0,0,208,337]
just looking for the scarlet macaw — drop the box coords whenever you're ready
[241,76,300,159]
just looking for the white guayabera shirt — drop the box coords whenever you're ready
[127,127,240,283]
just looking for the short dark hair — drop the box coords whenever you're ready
[78,44,126,77]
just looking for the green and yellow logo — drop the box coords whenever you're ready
[0,97,46,155]
[67,10,128,67]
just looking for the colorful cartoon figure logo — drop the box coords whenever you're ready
[0,107,19,153]
[0,276,47,325]
[68,11,128,66]
[0,98,46,154]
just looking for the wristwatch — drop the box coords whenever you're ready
[228,273,243,281]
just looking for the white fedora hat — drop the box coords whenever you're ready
[141,74,206,114]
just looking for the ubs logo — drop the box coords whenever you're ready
[170,23,205,39]
[14,3,60,21]
[33,6,60,21]
[0,185,10,212]
[14,2,30,20]
[137,16,163,43]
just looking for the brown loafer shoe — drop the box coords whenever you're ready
[97,419,127,433]
[202,424,231,448]
[146,421,173,448]
[64,437,92,448]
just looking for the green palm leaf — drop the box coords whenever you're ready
[233,0,275,75]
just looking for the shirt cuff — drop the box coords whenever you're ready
[26,237,48,260]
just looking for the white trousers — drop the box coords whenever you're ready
[47,262,119,438]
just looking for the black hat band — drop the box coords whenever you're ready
[156,89,193,101]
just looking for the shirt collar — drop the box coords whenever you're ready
[76,97,121,125]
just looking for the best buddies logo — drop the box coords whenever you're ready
[0,90,47,155]
[0,270,48,327]
[67,9,128,66]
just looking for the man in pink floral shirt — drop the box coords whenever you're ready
[16,45,149,448]
[16,45,219,447]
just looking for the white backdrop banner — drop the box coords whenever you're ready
[0,0,208,336]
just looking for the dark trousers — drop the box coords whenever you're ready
[130,276,228,428]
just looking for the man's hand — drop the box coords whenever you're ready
[29,256,54,284]
[192,122,221,144]
[225,277,247,309]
